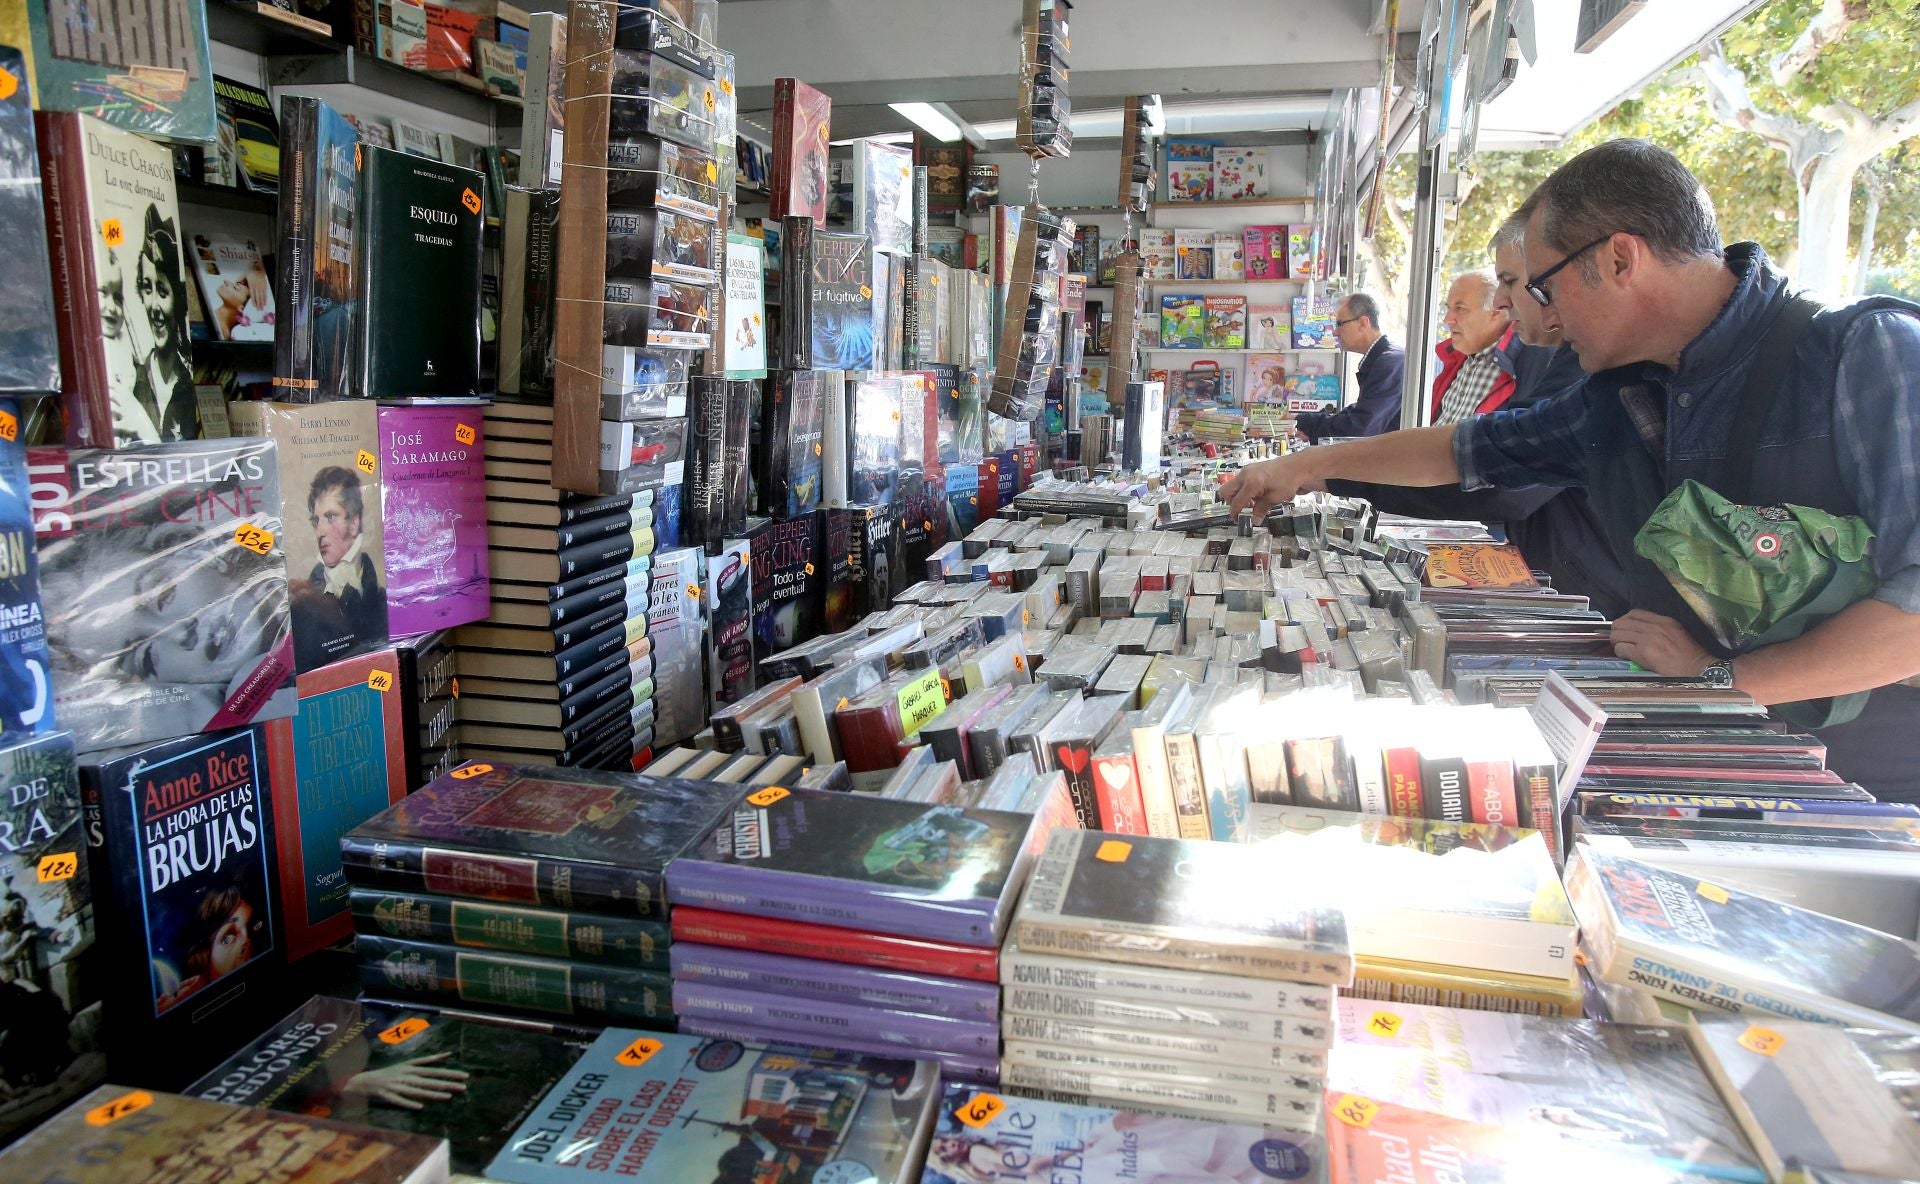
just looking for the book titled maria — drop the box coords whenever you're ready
[340,763,744,918]
[31,440,295,753]
[379,405,489,636]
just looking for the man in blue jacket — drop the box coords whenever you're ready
[1293,292,1405,442]
[1227,139,1920,798]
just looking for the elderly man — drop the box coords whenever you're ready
[1292,292,1405,443]
[1429,268,1521,425]
[1226,138,1920,798]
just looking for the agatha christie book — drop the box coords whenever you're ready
[354,935,672,1027]
[666,788,1037,945]
[0,730,104,1143]
[1,1085,449,1183]
[356,147,484,397]
[79,726,281,1081]
[188,232,277,343]
[191,995,593,1176]
[263,650,409,959]
[37,111,197,445]
[340,763,743,918]
[486,1028,938,1184]
[0,49,60,397]
[274,95,361,403]
[31,441,296,752]
[811,230,876,370]
[26,0,217,142]
[770,76,832,223]
[378,405,489,636]
[670,941,1000,1022]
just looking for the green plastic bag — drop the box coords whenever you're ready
[1634,480,1878,728]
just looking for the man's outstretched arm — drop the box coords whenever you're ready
[1222,425,1464,517]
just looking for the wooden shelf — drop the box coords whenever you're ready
[177,180,277,216]
[1154,196,1314,209]
[1147,278,1306,287]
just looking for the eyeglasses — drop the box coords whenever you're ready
[1525,233,1615,306]
[1333,316,1364,327]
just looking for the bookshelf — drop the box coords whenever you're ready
[1145,347,1339,355]
[1153,196,1313,209]
[1147,278,1304,288]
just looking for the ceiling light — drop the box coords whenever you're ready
[890,101,963,142]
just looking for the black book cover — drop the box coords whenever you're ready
[722,379,754,538]
[688,375,728,554]
[849,373,904,505]
[604,205,717,287]
[542,509,638,551]
[80,726,283,1086]
[340,764,743,918]
[1419,746,1471,822]
[392,630,456,792]
[898,471,948,577]
[355,146,484,397]
[749,514,822,658]
[763,369,825,520]
[354,935,673,1027]
[272,96,358,402]
[819,507,857,632]
[850,501,900,617]
[518,187,561,397]
[545,572,641,626]
[0,47,60,396]
[778,215,813,369]
[350,889,669,969]
[0,408,52,738]
[811,230,875,369]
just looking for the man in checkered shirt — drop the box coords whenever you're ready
[1430,269,1521,426]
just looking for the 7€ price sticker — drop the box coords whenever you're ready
[233,524,275,555]
[1366,1011,1403,1039]
[86,1090,153,1127]
[36,852,78,883]
[378,1018,430,1045]
[1739,1026,1787,1057]
[355,449,378,475]
[1331,1095,1380,1130]
[450,762,494,780]
[615,1037,664,1068]
[366,669,395,693]
[455,423,477,446]
[955,1093,1006,1129]
[746,786,790,808]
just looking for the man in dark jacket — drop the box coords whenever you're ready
[1294,292,1405,442]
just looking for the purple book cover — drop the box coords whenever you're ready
[669,941,1000,1021]
[677,1016,1000,1085]
[670,980,1001,1057]
[379,405,490,636]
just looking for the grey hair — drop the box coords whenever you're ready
[1340,291,1381,329]
[1529,139,1722,279]
[1487,205,1531,254]
[1452,267,1499,309]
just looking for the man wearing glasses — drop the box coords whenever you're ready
[1225,138,1920,798]
[1292,292,1406,443]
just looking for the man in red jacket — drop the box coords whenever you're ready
[1430,268,1520,425]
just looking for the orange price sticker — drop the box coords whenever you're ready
[0,409,15,443]
[836,696,850,710]
[86,1090,153,1127]
[687,584,702,601]
[721,77,734,96]
[923,520,933,532]
[1331,1095,1379,1129]
[955,1093,1007,1129]
[232,524,275,555]
[746,786,790,808]
[1739,1026,1786,1057]
[355,449,377,474]
[455,423,476,446]
[860,285,873,299]
[818,124,830,143]
[804,562,815,575]
[1095,840,1132,862]
[1022,608,1032,626]
[969,495,977,505]
[450,762,495,780]
[36,852,78,883]
[451,677,461,700]
[461,187,482,215]
[367,669,394,693]
[1012,653,1026,672]
[0,66,18,101]
[814,442,822,456]
[703,87,715,111]
[378,1018,430,1045]
[100,217,124,248]
[1697,882,1730,905]
[615,1037,664,1067]
[1366,1011,1403,1039]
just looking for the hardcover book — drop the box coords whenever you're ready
[1159,295,1204,349]
[351,887,669,968]
[1173,228,1213,280]
[208,74,279,193]
[1247,353,1290,403]
[356,147,484,398]
[1136,227,1176,281]
[0,48,60,396]
[760,370,827,520]
[770,76,832,223]
[79,726,282,1078]
[1212,147,1271,200]
[355,935,671,1027]
[1,1085,449,1184]
[485,1028,940,1184]
[274,95,361,403]
[811,229,876,370]
[340,763,743,918]
[671,939,999,1022]
[1244,225,1287,282]
[706,537,755,711]
[0,418,54,737]
[32,441,296,752]
[227,400,391,673]
[722,232,768,379]
[1204,295,1248,349]
[667,788,1038,945]
[264,649,409,960]
[749,513,822,657]
[643,547,705,748]
[190,994,594,1175]
[378,405,489,636]
[1290,294,1336,349]
[1212,230,1245,281]
[1163,138,1215,201]
[0,730,105,1142]
[37,112,196,444]
[854,137,913,258]
[26,0,217,142]
[1286,223,1317,279]
[188,233,277,343]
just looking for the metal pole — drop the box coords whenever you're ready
[1398,57,1446,429]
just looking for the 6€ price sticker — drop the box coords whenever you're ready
[378,1018,430,1045]
[0,408,15,442]
[36,852,78,883]
[1739,1025,1787,1057]
[455,423,477,446]
[233,524,275,555]
[86,1090,153,1127]
[746,786,790,808]
[366,669,395,693]
[450,762,494,780]
[955,1093,1006,1129]
[1331,1095,1380,1129]
[615,1037,664,1067]
[1366,1011,1403,1039]
[355,449,377,474]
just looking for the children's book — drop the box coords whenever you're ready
[1292,295,1337,349]
[1245,224,1287,281]
[1159,295,1205,349]
[1212,230,1244,281]
[1212,147,1271,200]
[1204,296,1246,349]
[1247,354,1289,404]
[1173,229,1212,280]
[1164,138,1217,201]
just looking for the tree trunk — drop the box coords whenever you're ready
[1855,176,1882,295]
[1797,152,1866,293]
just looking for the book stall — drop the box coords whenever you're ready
[0,0,1916,1182]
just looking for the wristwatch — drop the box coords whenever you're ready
[1701,659,1736,689]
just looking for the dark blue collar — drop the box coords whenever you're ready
[1588,242,1789,394]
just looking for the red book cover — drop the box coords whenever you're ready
[835,685,907,773]
[1091,742,1148,834]
[422,2,484,72]
[671,905,1000,981]
[1383,744,1424,818]
[976,458,1002,518]
[264,648,409,960]
[770,77,832,223]
[1464,756,1520,829]
[34,113,107,444]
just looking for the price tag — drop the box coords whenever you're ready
[1366,1011,1403,1039]
[955,1093,1006,1128]
[1012,653,1026,673]
[1739,1025,1786,1057]
[355,449,377,474]
[703,87,715,111]
[232,524,275,555]
[1331,1095,1379,1129]
[450,762,494,780]
[969,495,977,505]
[939,675,953,701]
[85,1090,153,1127]
[1022,608,1032,626]
[367,669,394,693]
[1697,882,1730,905]
[818,124,830,143]
[1095,840,1132,862]
[451,677,461,700]
[0,408,15,442]
[461,187,482,215]
[455,423,477,446]
[705,160,719,182]
[36,852,78,882]
[101,217,124,248]
[615,1037,664,1067]
[836,696,850,710]
[746,786,790,808]
[892,410,901,421]
[378,1018,430,1045]
[923,519,933,531]
[687,584,702,601]
[721,77,734,96]
[860,285,872,299]
[0,66,18,101]
[814,442,822,456]
[803,562,815,577]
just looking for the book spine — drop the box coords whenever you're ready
[688,375,728,552]
[678,1017,1001,1086]
[1343,963,1577,1018]
[1420,753,1470,822]
[35,114,109,444]
[1002,987,1332,1046]
[1350,744,1390,814]
[349,887,669,968]
[272,98,316,398]
[1130,721,1182,838]
[1517,756,1558,858]
[997,1064,1321,1132]
[354,935,673,1025]
[1199,732,1253,843]
[665,860,999,945]
[670,981,999,1057]
[550,510,636,550]
[779,216,813,368]
[1090,750,1148,835]
[1052,740,1100,830]
[835,700,905,773]
[1011,917,1352,986]
[545,574,637,626]
[669,942,999,1022]
[770,77,795,218]
[1002,1014,1330,1075]
[670,905,1000,982]
[1465,757,1521,828]
[1003,1041,1323,1101]
[1001,950,1333,1020]
[1383,744,1424,818]
[1163,729,1212,841]
[338,839,669,919]
[1285,736,1359,811]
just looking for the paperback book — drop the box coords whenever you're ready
[855,137,914,258]
[0,48,60,397]
[379,405,489,636]
[811,230,876,370]
[770,76,832,223]
[0,418,53,737]
[208,74,279,192]
[26,0,218,143]
[274,95,361,403]
[188,233,277,343]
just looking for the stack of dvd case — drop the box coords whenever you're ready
[664,786,1041,1084]
[339,762,742,1029]
[1001,828,1350,1130]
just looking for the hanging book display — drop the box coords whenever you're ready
[1118,93,1159,212]
[1017,0,1073,158]
[989,208,1075,421]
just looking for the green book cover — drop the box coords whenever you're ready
[356,147,485,397]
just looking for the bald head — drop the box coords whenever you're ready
[1442,268,1509,355]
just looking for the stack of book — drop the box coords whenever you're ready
[664,786,1040,1085]
[339,762,741,1029]
[1001,829,1347,1130]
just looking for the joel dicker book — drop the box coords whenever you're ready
[378,404,489,636]
[356,146,485,398]
[31,441,297,754]
[0,411,55,738]
[666,788,1038,946]
[274,95,361,403]
[78,726,282,1084]
[340,763,744,918]
[0,730,106,1145]
[191,994,593,1176]
[485,1027,939,1184]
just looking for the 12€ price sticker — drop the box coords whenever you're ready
[0,408,15,442]
[36,852,78,883]
[455,423,476,446]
